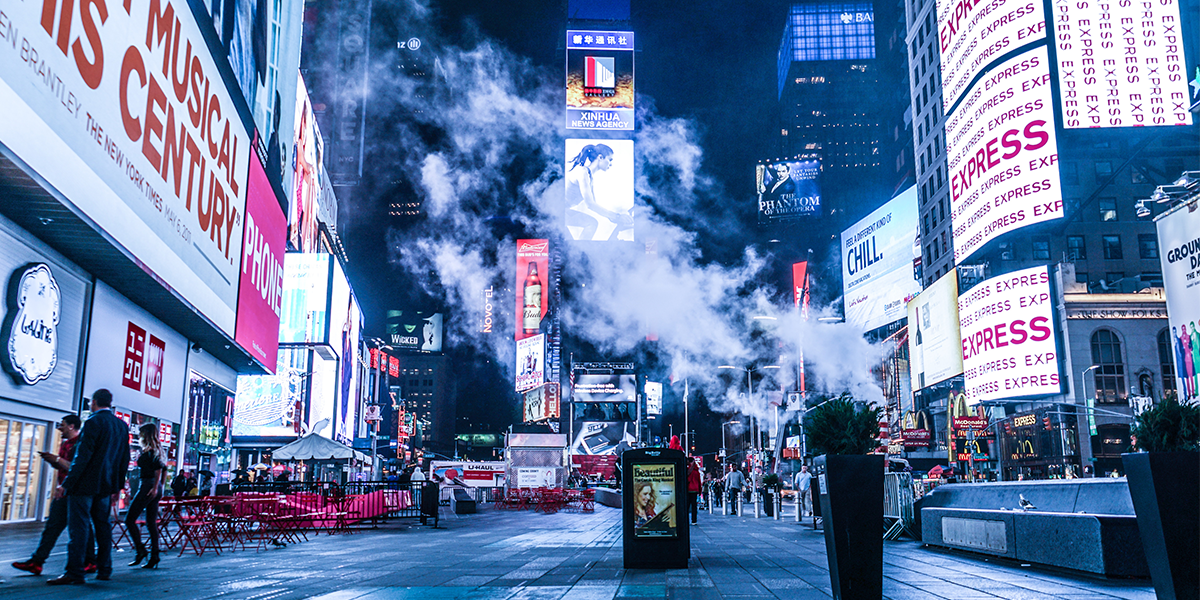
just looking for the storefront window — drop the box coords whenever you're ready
[1091,329,1126,403]
[0,418,49,522]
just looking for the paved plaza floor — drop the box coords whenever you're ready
[0,501,1155,599]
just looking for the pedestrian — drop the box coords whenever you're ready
[793,465,812,517]
[724,465,745,515]
[49,389,130,585]
[170,470,189,498]
[126,423,167,569]
[752,467,763,503]
[12,415,97,577]
[687,459,701,525]
[411,465,427,483]
[668,435,683,452]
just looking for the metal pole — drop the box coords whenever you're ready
[684,379,690,455]
[774,493,781,520]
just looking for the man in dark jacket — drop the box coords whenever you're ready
[49,389,130,585]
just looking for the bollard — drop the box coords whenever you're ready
[754,491,760,518]
[708,491,713,514]
[774,494,781,520]
[795,496,801,522]
[722,491,728,516]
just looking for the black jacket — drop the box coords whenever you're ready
[62,409,131,496]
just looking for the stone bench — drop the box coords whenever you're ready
[917,479,1148,577]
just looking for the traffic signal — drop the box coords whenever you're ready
[1043,416,1052,430]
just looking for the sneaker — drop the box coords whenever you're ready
[12,561,42,576]
[83,563,98,574]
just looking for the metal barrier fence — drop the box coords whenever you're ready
[230,481,431,523]
[883,473,914,539]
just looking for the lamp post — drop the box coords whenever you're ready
[718,365,781,461]
[1082,365,1100,437]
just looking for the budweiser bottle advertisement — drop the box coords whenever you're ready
[523,262,542,334]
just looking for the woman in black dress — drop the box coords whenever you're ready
[126,423,167,568]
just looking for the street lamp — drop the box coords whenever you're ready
[718,365,780,459]
[1081,365,1100,437]
[722,420,741,462]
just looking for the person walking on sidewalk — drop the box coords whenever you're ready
[49,389,130,586]
[724,465,745,515]
[126,423,167,569]
[794,465,812,517]
[687,459,702,524]
[12,415,97,577]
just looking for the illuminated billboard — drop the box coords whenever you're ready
[1053,0,1192,128]
[573,374,637,402]
[516,334,546,392]
[516,239,550,341]
[936,0,1046,111]
[756,158,821,222]
[780,3,876,63]
[565,140,635,241]
[571,420,637,455]
[232,368,304,437]
[0,0,250,336]
[385,310,444,352]
[1156,204,1200,401]
[290,74,324,253]
[330,259,362,445]
[566,31,634,130]
[523,383,561,423]
[793,261,811,314]
[235,151,287,372]
[908,270,963,390]
[841,186,922,332]
[959,265,1061,405]
[280,254,330,344]
[946,47,1063,263]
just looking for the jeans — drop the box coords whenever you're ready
[31,496,95,565]
[67,494,112,579]
[689,492,699,523]
[798,488,812,516]
[728,488,741,514]
[125,489,160,558]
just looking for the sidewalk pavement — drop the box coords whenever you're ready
[0,501,1154,599]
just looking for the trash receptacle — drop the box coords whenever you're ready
[623,448,689,569]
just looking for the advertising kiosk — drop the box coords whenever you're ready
[622,448,689,569]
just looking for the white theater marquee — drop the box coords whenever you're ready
[937,0,1047,111]
[946,46,1063,262]
[959,265,1061,405]
[1052,0,1192,128]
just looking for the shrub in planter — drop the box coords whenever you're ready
[1123,393,1199,600]
[807,393,884,600]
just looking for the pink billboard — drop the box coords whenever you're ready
[235,151,287,372]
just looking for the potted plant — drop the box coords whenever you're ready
[1122,393,1199,600]
[806,392,884,600]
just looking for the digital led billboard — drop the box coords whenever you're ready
[936,0,1046,111]
[571,420,637,455]
[385,310,444,352]
[566,31,635,130]
[780,3,876,63]
[1053,0,1192,128]
[235,151,287,372]
[516,240,550,341]
[516,334,546,392]
[946,47,1063,263]
[1156,204,1200,401]
[232,368,304,437]
[280,254,330,344]
[756,159,821,222]
[841,186,922,332]
[330,259,362,445]
[565,140,635,241]
[908,270,963,390]
[959,265,1061,405]
[523,383,561,423]
[0,0,251,336]
[573,374,637,402]
[290,74,324,253]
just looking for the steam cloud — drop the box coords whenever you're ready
[360,0,885,425]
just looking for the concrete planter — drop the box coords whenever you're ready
[814,454,883,600]
[1122,451,1199,600]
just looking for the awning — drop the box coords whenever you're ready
[273,434,358,461]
